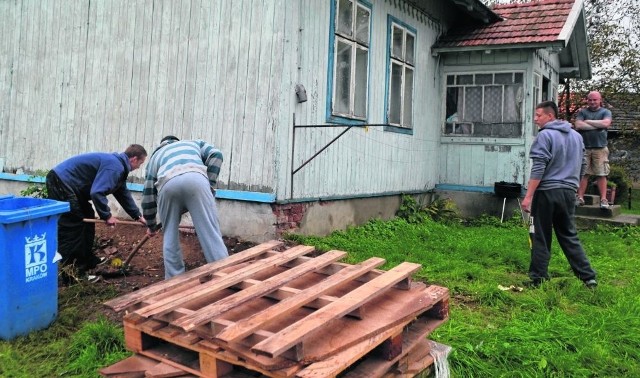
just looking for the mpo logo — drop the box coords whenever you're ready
[25,233,48,283]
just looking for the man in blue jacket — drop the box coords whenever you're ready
[46,144,147,280]
[521,101,597,288]
[142,136,228,279]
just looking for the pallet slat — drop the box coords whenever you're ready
[251,262,422,359]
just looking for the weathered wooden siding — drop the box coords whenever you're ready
[0,0,295,194]
[438,50,532,187]
[282,0,448,200]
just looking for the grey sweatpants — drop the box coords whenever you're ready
[158,172,228,278]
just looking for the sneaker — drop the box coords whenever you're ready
[523,279,544,288]
[584,279,598,288]
[87,275,101,283]
[96,256,109,266]
[576,196,585,206]
[600,198,610,209]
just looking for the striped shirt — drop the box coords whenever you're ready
[141,139,223,230]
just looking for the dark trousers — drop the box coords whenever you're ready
[530,188,596,282]
[46,171,99,273]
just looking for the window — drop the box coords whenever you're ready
[329,0,371,120]
[444,72,524,138]
[386,19,416,128]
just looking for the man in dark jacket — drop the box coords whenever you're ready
[521,101,597,288]
[46,144,147,279]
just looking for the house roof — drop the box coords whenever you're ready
[433,0,591,79]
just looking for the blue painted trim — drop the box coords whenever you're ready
[434,184,495,194]
[0,173,276,203]
[383,125,413,135]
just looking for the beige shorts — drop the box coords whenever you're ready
[585,147,610,176]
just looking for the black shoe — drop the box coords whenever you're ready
[523,279,544,288]
[584,279,598,288]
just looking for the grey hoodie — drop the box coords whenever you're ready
[529,119,586,191]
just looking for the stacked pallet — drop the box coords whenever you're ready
[101,241,450,378]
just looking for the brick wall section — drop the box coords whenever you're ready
[272,203,308,236]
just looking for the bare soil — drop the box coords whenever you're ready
[70,223,257,320]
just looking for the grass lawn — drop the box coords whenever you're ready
[1,200,639,377]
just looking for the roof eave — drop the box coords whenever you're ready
[431,41,564,56]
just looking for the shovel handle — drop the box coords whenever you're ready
[83,218,195,229]
[123,234,151,267]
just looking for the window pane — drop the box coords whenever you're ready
[354,46,368,118]
[447,75,455,85]
[476,74,492,85]
[483,86,502,122]
[355,5,369,45]
[494,73,512,84]
[337,0,353,37]
[457,75,473,85]
[335,40,352,115]
[389,63,402,124]
[405,33,415,65]
[392,25,403,59]
[514,72,523,84]
[403,67,414,127]
[463,86,482,122]
[504,85,523,122]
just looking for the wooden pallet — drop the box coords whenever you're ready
[103,241,450,377]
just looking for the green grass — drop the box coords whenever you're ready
[2,212,639,377]
[288,215,640,377]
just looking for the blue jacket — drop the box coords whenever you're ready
[529,120,586,191]
[52,152,141,220]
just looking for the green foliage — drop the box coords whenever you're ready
[19,171,50,198]
[19,182,47,198]
[396,194,462,225]
[608,164,632,204]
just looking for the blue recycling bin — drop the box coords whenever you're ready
[0,197,69,340]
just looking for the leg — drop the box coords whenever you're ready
[529,191,554,283]
[552,189,597,281]
[596,176,608,201]
[157,178,187,279]
[577,175,589,201]
[180,173,228,263]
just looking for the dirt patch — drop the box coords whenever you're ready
[65,222,258,321]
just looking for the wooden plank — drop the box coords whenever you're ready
[294,323,405,378]
[99,354,160,377]
[104,240,283,312]
[215,257,386,343]
[251,262,422,359]
[173,250,347,331]
[135,245,315,318]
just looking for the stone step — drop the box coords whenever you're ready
[576,213,640,228]
[575,204,622,218]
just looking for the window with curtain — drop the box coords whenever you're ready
[444,72,524,137]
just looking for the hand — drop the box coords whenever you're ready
[105,216,117,227]
[521,197,532,213]
[137,216,147,225]
[146,228,158,237]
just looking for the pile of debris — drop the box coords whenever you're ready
[101,241,451,377]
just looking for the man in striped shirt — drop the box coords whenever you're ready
[142,136,228,279]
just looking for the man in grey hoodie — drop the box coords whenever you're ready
[521,101,597,288]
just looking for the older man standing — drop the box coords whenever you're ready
[574,91,612,209]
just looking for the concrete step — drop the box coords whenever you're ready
[576,213,640,228]
[575,204,622,218]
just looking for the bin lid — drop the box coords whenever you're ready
[0,197,70,223]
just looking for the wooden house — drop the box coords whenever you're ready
[0,0,591,241]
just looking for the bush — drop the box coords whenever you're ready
[608,164,632,204]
